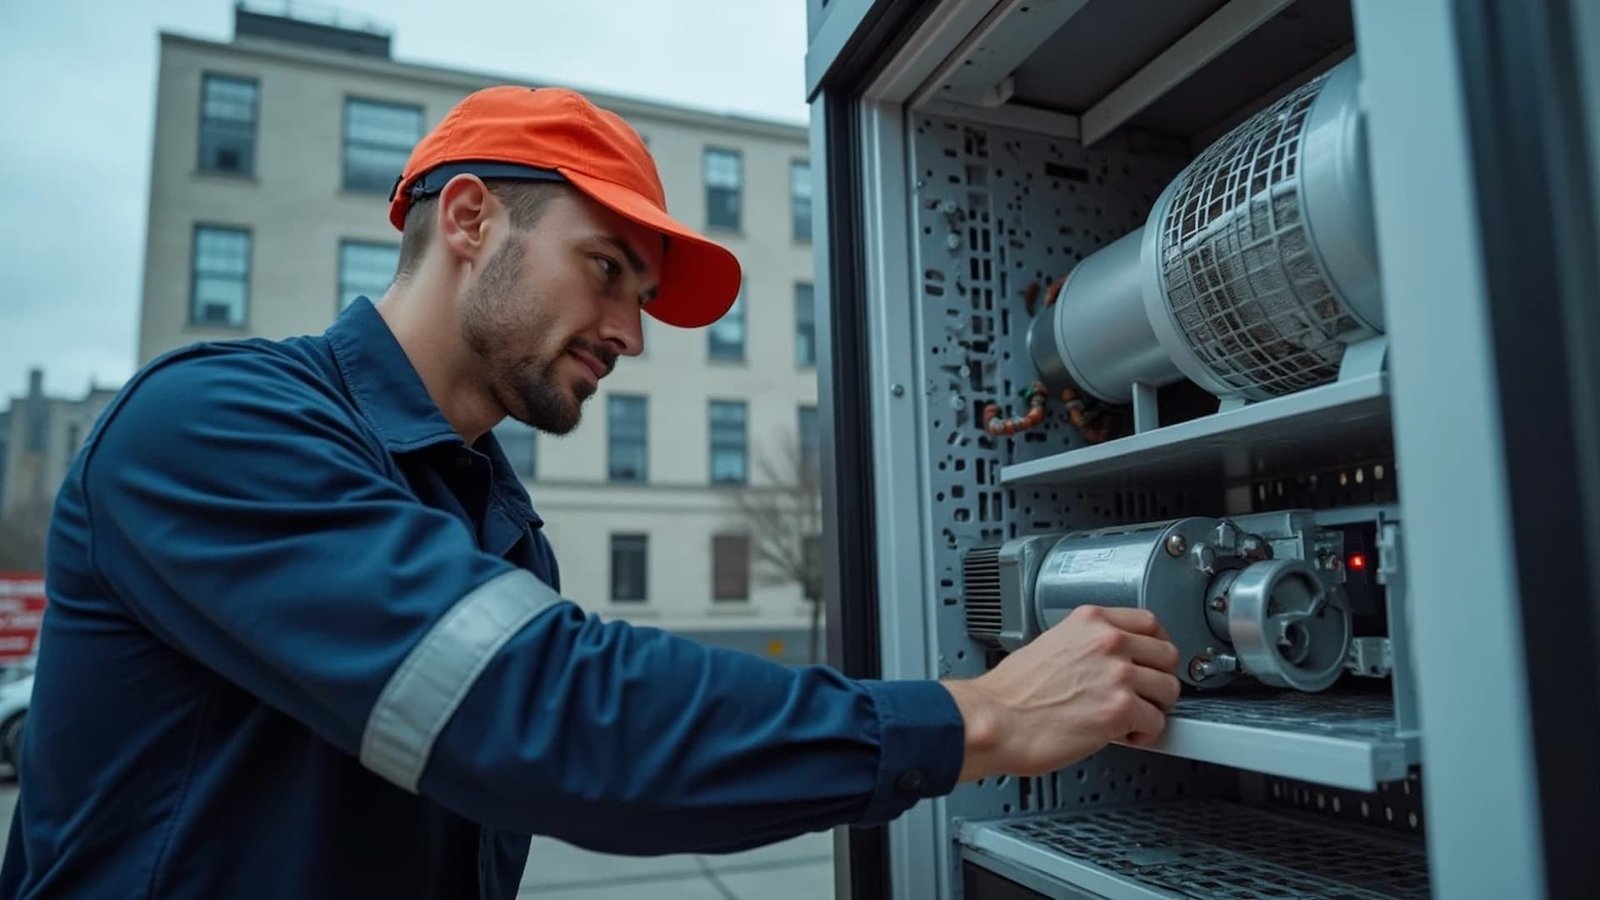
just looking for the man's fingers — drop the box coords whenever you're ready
[1096,606,1165,637]
[1122,697,1167,746]
[1122,633,1181,673]
[1129,665,1183,711]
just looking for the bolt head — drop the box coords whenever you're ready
[1165,533,1189,557]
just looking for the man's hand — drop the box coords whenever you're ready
[941,605,1182,782]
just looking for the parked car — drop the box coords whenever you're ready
[0,672,32,777]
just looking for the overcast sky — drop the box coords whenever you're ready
[0,0,811,400]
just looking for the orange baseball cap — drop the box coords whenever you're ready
[388,86,742,329]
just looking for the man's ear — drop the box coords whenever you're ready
[435,174,498,265]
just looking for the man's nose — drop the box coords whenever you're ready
[599,304,644,358]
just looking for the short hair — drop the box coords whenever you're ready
[394,179,567,280]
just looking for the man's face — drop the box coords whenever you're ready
[460,189,661,435]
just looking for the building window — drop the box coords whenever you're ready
[190,225,251,327]
[65,423,81,470]
[608,395,648,482]
[344,98,423,193]
[198,74,258,176]
[791,160,812,242]
[339,240,400,311]
[713,534,751,601]
[611,534,648,602]
[704,147,742,231]
[795,282,816,367]
[709,401,748,484]
[491,420,537,479]
[708,284,746,361]
[803,534,823,583]
[799,404,820,476]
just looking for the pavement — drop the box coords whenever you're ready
[0,783,837,898]
[521,830,835,899]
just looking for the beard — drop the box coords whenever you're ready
[460,237,611,436]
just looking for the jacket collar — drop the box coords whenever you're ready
[327,297,461,453]
[327,297,544,528]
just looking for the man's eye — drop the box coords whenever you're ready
[595,256,621,279]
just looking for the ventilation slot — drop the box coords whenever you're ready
[963,547,1003,645]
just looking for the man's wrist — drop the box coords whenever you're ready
[940,678,1004,783]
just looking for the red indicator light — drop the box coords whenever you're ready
[1348,554,1367,571]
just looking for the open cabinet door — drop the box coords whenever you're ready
[804,3,936,899]
[1419,0,1600,894]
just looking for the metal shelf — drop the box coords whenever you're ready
[1000,371,1392,491]
[1121,691,1416,792]
[959,800,1430,900]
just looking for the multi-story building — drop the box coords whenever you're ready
[135,4,822,662]
[0,368,118,518]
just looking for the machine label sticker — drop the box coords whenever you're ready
[1056,548,1116,575]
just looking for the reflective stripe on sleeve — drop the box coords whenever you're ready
[360,568,562,792]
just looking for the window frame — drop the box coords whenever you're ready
[798,404,820,477]
[610,533,649,603]
[790,158,812,243]
[607,394,649,483]
[703,146,744,232]
[337,239,401,313]
[708,282,747,362]
[795,281,817,368]
[712,533,752,602]
[708,399,749,485]
[197,72,260,178]
[188,223,253,330]
[490,420,538,480]
[341,96,424,194]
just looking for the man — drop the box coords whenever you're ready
[0,86,1181,898]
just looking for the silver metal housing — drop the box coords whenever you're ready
[1026,228,1182,404]
[962,511,1353,692]
[1026,54,1385,405]
[1142,53,1383,401]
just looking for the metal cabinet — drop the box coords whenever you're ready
[805,1,1600,897]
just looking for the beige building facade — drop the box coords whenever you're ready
[135,7,822,661]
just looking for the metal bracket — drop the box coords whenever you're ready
[1347,637,1394,677]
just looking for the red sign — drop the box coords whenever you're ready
[0,572,46,663]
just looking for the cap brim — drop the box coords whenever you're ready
[560,169,742,329]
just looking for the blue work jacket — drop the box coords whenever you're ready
[0,298,964,899]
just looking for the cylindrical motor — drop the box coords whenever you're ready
[1026,229,1182,404]
[965,516,1352,692]
[1027,53,1383,405]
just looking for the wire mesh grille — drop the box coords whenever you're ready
[1158,70,1365,398]
[1000,800,1430,899]
[1171,691,1397,743]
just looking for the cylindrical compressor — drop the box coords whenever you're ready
[963,515,1352,692]
[1025,53,1383,405]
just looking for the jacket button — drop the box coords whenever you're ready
[897,769,925,793]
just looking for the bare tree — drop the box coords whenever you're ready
[730,431,825,663]
[0,500,52,571]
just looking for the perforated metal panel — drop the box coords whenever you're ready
[1157,69,1364,398]
[909,114,1234,827]
[993,801,1430,899]
[1259,770,1426,834]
